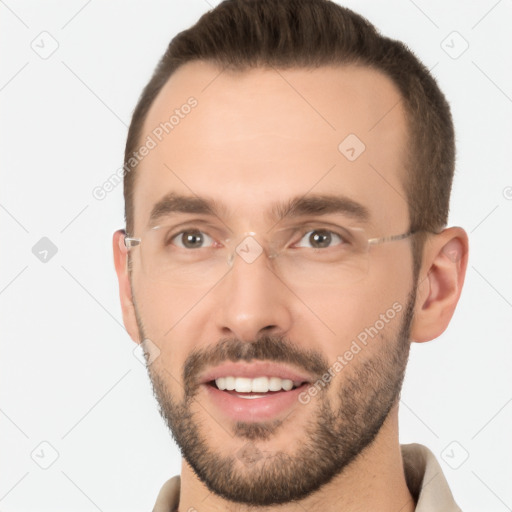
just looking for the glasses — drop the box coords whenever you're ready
[122,221,418,288]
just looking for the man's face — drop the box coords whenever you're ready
[127,62,417,504]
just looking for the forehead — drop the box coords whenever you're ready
[132,61,409,233]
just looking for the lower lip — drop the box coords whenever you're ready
[202,382,309,422]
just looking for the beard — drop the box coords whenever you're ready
[133,285,416,506]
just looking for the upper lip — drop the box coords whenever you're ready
[199,362,313,385]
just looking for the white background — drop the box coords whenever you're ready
[1,0,511,510]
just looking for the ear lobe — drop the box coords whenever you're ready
[112,229,141,343]
[410,227,469,343]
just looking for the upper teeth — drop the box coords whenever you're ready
[214,376,300,392]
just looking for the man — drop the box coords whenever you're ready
[113,1,468,510]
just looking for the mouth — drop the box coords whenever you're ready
[206,376,309,398]
[198,362,315,420]
[201,376,311,422]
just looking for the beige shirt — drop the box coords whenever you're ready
[153,443,461,512]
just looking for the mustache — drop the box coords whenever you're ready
[183,334,330,395]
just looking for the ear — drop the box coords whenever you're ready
[410,227,469,343]
[113,229,141,344]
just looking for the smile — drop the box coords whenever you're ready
[203,378,311,421]
[213,375,306,394]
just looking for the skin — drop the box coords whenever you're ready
[113,62,468,512]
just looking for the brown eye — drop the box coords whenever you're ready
[171,229,214,249]
[309,230,332,248]
[296,229,344,249]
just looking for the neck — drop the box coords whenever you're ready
[177,403,415,512]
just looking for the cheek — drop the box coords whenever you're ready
[132,280,210,379]
[134,279,210,330]
[298,249,413,356]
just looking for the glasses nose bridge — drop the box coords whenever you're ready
[226,231,280,269]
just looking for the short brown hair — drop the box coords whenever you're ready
[123,0,454,263]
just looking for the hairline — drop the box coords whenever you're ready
[128,60,417,232]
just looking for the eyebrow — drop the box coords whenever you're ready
[148,192,370,227]
[271,194,370,223]
[148,193,227,226]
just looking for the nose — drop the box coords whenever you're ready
[214,238,293,342]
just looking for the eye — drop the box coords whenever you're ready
[170,229,215,249]
[294,229,345,249]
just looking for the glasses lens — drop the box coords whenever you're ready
[266,225,370,288]
[135,224,370,288]
[138,225,233,287]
